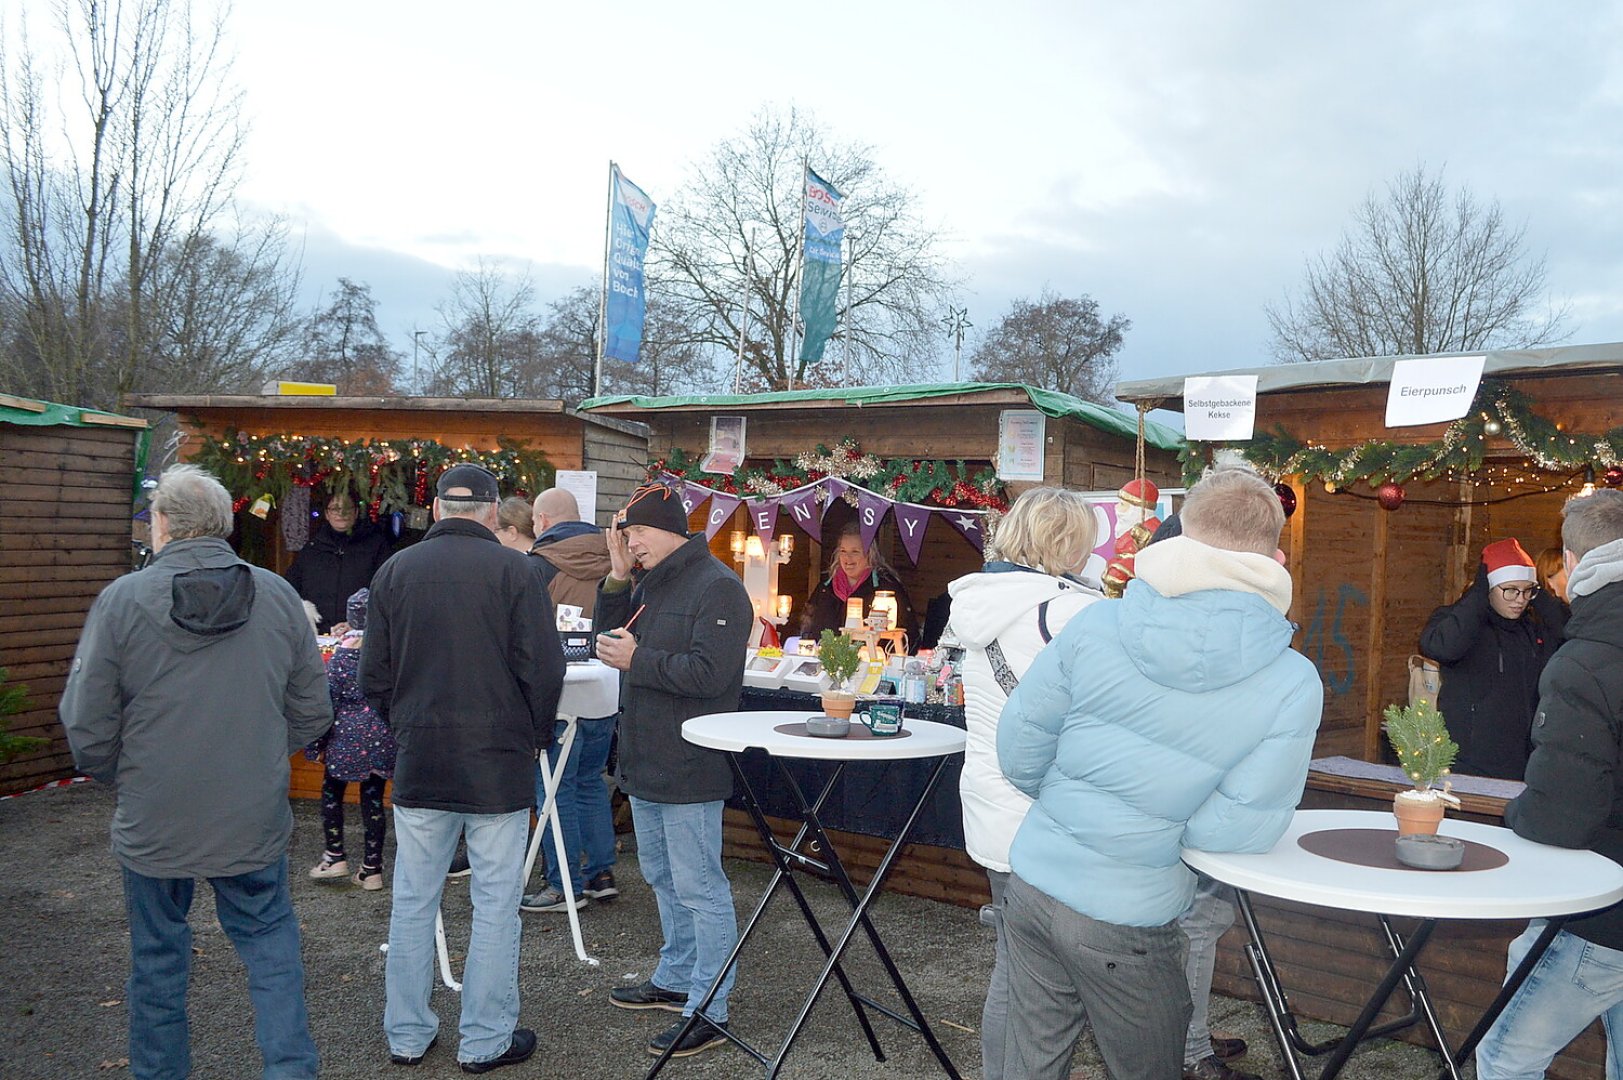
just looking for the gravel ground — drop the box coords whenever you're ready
[0,781,1441,1079]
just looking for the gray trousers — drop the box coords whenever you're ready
[1178,874,1237,1066]
[1001,873,1191,1080]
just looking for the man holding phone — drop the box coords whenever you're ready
[594,481,752,1060]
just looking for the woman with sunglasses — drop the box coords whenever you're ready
[1419,537,1567,780]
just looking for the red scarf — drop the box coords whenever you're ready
[831,568,867,603]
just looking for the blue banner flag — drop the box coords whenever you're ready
[603,166,657,364]
[797,168,844,364]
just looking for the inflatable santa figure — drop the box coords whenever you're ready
[1102,477,1160,598]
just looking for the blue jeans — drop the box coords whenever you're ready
[1477,921,1623,1079]
[630,796,737,1022]
[538,715,618,892]
[385,806,529,1067]
[122,857,317,1080]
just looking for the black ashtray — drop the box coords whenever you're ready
[1395,834,1465,871]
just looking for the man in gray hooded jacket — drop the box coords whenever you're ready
[61,464,333,1080]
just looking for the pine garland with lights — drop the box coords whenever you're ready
[1382,699,1459,791]
[1186,378,1623,487]
[654,438,1010,511]
[190,429,555,518]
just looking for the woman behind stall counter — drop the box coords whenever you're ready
[799,521,919,643]
[284,489,393,633]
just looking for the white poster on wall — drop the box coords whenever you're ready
[1385,355,1485,427]
[553,470,598,526]
[997,410,1047,481]
[1183,375,1258,440]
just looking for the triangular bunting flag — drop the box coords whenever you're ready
[779,485,823,544]
[892,503,931,565]
[748,497,780,549]
[703,492,741,540]
[944,509,985,554]
[856,489,891,553]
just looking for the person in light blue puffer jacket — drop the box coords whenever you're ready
[995,468,1323,1080]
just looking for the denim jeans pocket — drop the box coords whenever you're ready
[1574,941,1623,998]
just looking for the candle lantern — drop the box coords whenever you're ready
[870,591,898,631]
[844,597,865,629]
[729,530,746,557]
[776,594,792,620]
[777,533,795,560]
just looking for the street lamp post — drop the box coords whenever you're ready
[412,330,427,394]
[942,307,971,382]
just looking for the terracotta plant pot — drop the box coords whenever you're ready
[819,691,857,721]
[1393,790,1446,836]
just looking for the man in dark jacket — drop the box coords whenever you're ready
[60,464,333,1080]
[596,482,751,1060]
[1477,490,1623,1078]
[1419,537,1566,779]
[521,486,621,913]
[283,487,392,632]
[362,463,564,1073]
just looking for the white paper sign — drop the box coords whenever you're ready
[554,470,598,526]
[997,410,1047,481]
[1385,355,1485,428]
[1183,375,1258,440]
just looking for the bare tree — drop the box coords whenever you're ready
[968,289,1128,403]
[650,106,954,390]
[1267,165,1569,363]
[535,284,718,405]
[0,0,296,408]
[285,278,401,395]
[423,258,548,398]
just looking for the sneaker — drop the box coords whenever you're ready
[520,886,586,913]
[648,1016,728,1058]
[389,1033,437,1066]
[1210,1033,1247,1062]
[353,867,385,891]
[1183,1055,1261,1080]
[459,1027,536,1074]
[309,856,349,880]
[446,851,471,879]
[609,980,686,1012]
[582,871,619,900]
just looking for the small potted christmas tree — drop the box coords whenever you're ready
[817,629,863,721]
[1382,699,1461,836]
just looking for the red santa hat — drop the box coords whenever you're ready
[1481,538,1536,588]
[1118,478,1160,510]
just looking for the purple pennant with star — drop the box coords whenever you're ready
[748,497,780,548]
[703,491,741,540]
[892,503,931,564]
[779,485,822,543]
[856,488,891,552]
[944,509,986,554]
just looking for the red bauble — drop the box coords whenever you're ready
[1606,466,1623,489]
[1274,483,1297,518]
[1377,482,1406,511]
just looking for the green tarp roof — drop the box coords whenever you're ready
[0,393,145,429]
[578,382,1183,451]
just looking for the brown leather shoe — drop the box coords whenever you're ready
[1183,1054,1261,1080]
[1210,1033,1247,1062]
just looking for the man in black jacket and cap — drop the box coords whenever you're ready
[595,481,752,1060]
[362,463,564,1073]
[1476,489,1623,1078]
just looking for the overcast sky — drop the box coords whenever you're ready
[23,1,1623,391]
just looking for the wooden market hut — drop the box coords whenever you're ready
[1118,342,1623,1077]
[0,394,148,796]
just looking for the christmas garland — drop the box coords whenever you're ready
[1186,379,1623,487]
[653,437,1010,511]
[190,429,555,518]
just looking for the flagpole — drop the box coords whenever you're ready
[841,230,853,387]
[788,159,808,392]
[734,227,756,394]
[595,162,615,399]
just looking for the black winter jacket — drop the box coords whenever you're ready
[1506,577,1623,950]
[284,520,393,631]
[361,517,564,813]
[800,567,919,644]
[597,535,752,804]
[1419,568,1565,779]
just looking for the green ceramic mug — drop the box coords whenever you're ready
[860,702,903,737]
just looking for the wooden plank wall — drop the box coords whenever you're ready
[0,425,137,794]
[581,420,651,529]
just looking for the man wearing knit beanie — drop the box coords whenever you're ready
[1419,536,1567,780]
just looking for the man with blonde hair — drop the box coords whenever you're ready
[996,467,1322,1079]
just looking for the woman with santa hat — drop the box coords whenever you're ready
[1419,537,1567,780]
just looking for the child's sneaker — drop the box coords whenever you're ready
[309,855,349,880]
[583,871,619,900]
[352,867,384,891]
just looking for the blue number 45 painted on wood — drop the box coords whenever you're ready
[1301,584,1368,696]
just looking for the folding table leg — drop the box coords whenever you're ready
[1376,917,1458,1080]
[1445,917,1567,1076]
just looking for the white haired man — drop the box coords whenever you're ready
[61,463,334,1080]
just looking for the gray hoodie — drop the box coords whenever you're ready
[60,536,333,878]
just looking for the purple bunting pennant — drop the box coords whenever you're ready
[678,481,712,519]
[703,492,741,540]
[820,477,850,520]
[892,503,931,564]
[943,508,986,554]
[748,497,780,548]
[779,485,822,544]
[856,489,891,552]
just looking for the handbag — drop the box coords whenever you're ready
[1408,654,1441,710]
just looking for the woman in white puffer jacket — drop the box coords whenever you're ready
[947,487,1103,1080]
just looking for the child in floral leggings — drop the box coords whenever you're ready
[306,588,397,890]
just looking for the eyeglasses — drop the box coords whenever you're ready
[1497,585,1540,601]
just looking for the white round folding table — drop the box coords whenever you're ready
[644,710,967,1079]
[1183,808,1623,1080]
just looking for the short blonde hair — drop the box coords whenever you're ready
[1180,467,1284,557]
[988,487,1098,576]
